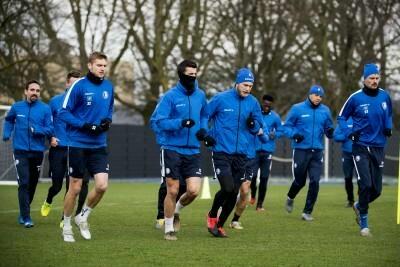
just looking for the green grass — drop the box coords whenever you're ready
[0,182,399,267]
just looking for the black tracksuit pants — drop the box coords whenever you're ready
[287,148,323,214]
[342,151,355,203]
[352,144,384,215]
[14,150,43,220]
[209,152,247,228]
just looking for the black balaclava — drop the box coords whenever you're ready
[178,71,196,95]
[87,71,104,85]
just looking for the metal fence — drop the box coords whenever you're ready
[1,124,399,181]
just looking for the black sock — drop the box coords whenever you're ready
[232,213,240,222]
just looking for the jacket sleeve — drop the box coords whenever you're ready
[337,96,354,133]
[282,106,298,138]
[323,108,334,138]
[274,114,284,139]
[249,100,263,135]
[154,94,182,131]
[385,94,393,130]
[333,126,346,142]
[2,105,16,140]
[59,83,86,128]
[200,96,209,131]
[106,87,114,121]
[32,105,54,137]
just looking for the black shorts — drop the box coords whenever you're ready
[212,152,248,185]
[68,147,109,178]
[160,149,202,180]
[244,157,258,181]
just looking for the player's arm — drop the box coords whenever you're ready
[59,84,86,128]
[155,95,182,131]
[323,108,334,139]
[2,105,16,141]
[282,106,298,138]
[337,97,354,134]
[249,101,263,135]
[31,106,54,137]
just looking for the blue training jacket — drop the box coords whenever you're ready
[2,100,53,152]
[337,88,392,147]
[284,98,333,150]
[49,92,68,147]
[152,81,208,155]
[333,118,353,153]
[59,76,114,148]
[208,88,264,156]
[150,96,165,146]
[256,110,284,153]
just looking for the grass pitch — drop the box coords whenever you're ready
[0,182,399,267]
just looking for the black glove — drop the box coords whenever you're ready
[326,127,334,138]
[383,128,392,137]
[348,132,360,142]
[99,118,112,132]
[246,117,255,129]
[196,128,208,141]
[82,123,102,135]
[181,119,195,128]
[204,135,216,147]
[268,131,276,140]
[293,134,304,143]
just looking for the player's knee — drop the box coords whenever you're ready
[187,187,200,198]
[167,187,179,197]
[96,182,108,193]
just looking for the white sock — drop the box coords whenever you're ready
[164,217,174,233]
[79,205,92,221]
[64,215,72,228]
[174,201,184,214]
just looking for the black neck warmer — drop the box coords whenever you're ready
[87,71,103,85]
[178,72,196,95]
[308,97,320,109]
[362,85,379,97]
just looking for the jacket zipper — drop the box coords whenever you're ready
[311,108,315,148]
[186,95,191,146]
[235,98,242,153]
[28,103,31,150]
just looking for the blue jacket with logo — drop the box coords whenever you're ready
[59,76,114,148]
[284,98,333,149]
[333,118,353,153]
[208,88,264,156]
[337,88,392,147]
[49,92,68,147]
[150,96,165,146]
[256,110,283,153]
[151,81,208,155]
[2,100,53,152]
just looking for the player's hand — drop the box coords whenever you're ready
[268,130,276,140]
[325,127,334,138]
[383,128,392,137]
[293,134,304,143]
[181,119,195,128]
[99,118,112,132]
[204,136,216,147]
[50,137,59,147]
[348,132,360,142]
[83,123,102,135]
[196,128,207,141]
[246,117,255,129]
